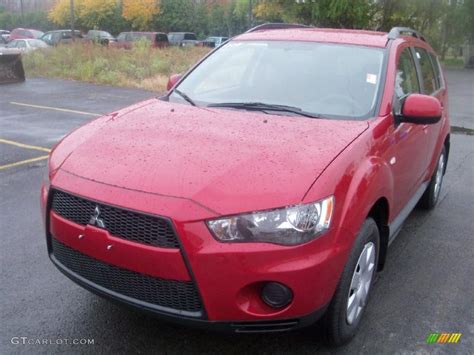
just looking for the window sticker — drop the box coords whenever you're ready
[366,73,377,85]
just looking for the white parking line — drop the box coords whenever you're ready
[10,101,102,117]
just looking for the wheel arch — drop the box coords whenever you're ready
[367,197,390,271]
[443,133,450,174]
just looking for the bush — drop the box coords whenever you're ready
[22,43,210,92]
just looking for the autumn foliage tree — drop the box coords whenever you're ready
[122,0,159,30]
[49,0,84,26]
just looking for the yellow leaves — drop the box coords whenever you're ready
[80,0,117,28]
[49,0,118,27]
[122,0,159,30]
[49,0,84,26]
[82,0,117,16]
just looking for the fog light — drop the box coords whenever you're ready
[261,282,293,308]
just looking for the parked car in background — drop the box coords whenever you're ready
[9,28,44,41]
[201,36,228,48]
[112,32,168,49]
[6,38,49,53]
[0,30,10,42]
[168,32,198,47]
[0,35,8,48]
[85,30,116,45]
[41,30,83,46]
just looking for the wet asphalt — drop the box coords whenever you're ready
[0,71,473,354]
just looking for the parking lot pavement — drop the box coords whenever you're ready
[1,73,473,354]
[446,68,474,129]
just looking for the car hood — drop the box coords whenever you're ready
[59,99,368,215]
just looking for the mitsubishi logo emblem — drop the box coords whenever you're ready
[89,206,105,228]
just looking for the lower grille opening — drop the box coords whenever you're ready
[51,238,203,315]
[231,319,300,333]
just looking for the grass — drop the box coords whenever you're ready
[441,57,465,69]
[22,41,211,92]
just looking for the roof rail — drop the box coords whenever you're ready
[246,23,311,33]
[387,27,426,42]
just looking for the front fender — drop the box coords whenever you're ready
[304,132,394,250]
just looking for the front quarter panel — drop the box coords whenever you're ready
[303,120,394,253]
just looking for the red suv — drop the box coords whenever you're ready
[41,25,450,345]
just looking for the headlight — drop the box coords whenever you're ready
[207,196,334,246]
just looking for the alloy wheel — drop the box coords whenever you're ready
[346,242,376,325]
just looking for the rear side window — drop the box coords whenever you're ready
[395,48,420,99]
[156,34,168,42]
[414,47,438,94]
[184,33,196,40]
[429,52,443,88]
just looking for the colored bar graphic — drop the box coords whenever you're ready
[426,332,462,344]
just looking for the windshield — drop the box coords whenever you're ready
[171,41,385,119]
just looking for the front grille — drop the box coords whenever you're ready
[51,189,179,248]
[51,238,202,314]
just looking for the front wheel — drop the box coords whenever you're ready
[419,146,446,210]
[323,218,379,346]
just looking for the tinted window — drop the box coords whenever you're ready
[17,40,26,48]
[117,33,126,41]
[156,34,168,42]
[414,47,438,94]
[184,33,196,40]
[173,41,385,119]
[429,52,443,88]
[395,48,420,99]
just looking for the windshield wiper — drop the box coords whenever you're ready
[207,102,320,119]
[174,89,196,106]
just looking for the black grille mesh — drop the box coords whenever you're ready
[51,238,202,313]
[51,189,179,248]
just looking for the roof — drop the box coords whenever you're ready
[235,28,390,48]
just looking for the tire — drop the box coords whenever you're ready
[323,218,380,346]
[419,146,446,210]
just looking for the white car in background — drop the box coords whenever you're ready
[6,39,50,53]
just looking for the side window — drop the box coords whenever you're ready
[429,52,443,89]
[17,40,26,48]
[395,48,420,99]
[414,47,438,94]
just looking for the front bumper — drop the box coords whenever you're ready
[50,248,327,333]
[41,172,349,331]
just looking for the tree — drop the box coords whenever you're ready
[122,0,159,30]
[49,0,84,27]
[80,0,118,29]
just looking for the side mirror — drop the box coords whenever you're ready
[166,74,182,91]
[400,94,442,124]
